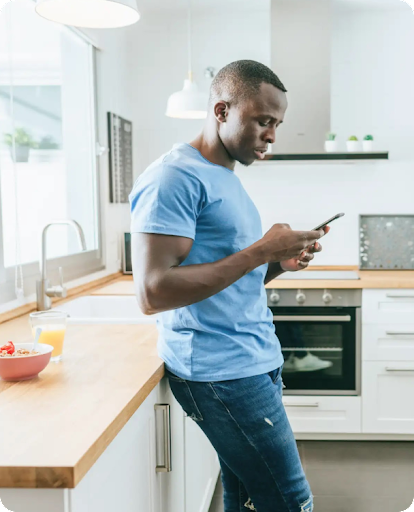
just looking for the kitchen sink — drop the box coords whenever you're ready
[52,295,157,324]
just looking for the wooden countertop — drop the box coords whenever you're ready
[1,265,414,489]
[0,313,162,489]
[92,269,414,294]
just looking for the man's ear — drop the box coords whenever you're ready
[214,101,229,123]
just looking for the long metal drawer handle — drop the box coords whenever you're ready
[155,404,171,473]
[273,315,351,322]
[385,294,414,298]
[284,402,320,408]
[386,331,414,336]
[385,367,414,372]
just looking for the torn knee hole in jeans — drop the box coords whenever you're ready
[244,497,257,511]
[299,494,313,512]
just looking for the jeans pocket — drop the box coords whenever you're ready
[272,363,284,384]
[168,379,204,422]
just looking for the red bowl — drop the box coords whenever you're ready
[0,343,53,381]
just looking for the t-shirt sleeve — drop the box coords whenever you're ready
[129,165,206,240]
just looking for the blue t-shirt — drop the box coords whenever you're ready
[129,143,284,381]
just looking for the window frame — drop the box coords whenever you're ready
[0,27,104,306]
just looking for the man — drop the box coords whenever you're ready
[129,60,329,512]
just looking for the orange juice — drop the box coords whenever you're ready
[32,325,66,358]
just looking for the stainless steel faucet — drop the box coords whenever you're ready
[36,220,87,311]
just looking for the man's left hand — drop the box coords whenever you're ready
[280,241,323,272]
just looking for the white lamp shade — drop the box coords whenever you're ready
[35,0,140,28]
[166,79,208,119]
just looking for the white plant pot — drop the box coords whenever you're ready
[346,140,360,152]
[362,140,374,152]
[325,140,338,153]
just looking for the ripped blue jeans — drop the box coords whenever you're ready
[166,364,313,512]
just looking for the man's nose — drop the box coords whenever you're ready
[265,128,276,145]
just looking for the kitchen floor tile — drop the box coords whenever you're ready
[307,466,414,499]
[213,473,223,496]
[302,441,414,469]
[208,494,224,512]
[313,495,414,512]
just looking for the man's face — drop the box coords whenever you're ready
[218,82,288,166]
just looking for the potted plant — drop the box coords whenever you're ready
[325,132,338,153]
[3,127,38,162]
[346,135,360,152]
[362,134,374,152]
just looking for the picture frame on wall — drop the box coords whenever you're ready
[107,112,133,203]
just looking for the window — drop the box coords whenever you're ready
[0,0,102,304]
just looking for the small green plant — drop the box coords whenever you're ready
[4,127,38,148]
[364,134,374,141]
[326,132,336,141]
[348,135,358,141]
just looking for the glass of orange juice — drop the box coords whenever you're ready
[29,310,69,362]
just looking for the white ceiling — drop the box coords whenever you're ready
[137,0,410,13]
[137,0,269,13]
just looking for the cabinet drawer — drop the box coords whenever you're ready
[363,324,414,361]
[362,289,414,324]
[362,362,414,434]
[282,396,361,433]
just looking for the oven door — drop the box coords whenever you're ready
[272,306,360,395]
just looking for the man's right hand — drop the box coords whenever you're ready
[260,223,328,263]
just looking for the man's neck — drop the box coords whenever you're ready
[190,120,236,172]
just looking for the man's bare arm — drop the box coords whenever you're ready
[132,225,324,315]
[132,232,268,314]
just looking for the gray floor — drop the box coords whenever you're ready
[208,441,414,512]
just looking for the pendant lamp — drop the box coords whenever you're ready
[165,0,208,119]
[35,0,140,29]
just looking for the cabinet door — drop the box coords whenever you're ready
[156,377,185,512]
[363,324,414,361]
[362,289,414,324]
[362,362,414,434]
[282,396,361,433]
[70,387,161,512]
[184,417,220,512]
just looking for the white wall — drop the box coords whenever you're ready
[125,2,271,175]
[237,2,414,267]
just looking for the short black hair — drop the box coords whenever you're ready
[209,60,287,107]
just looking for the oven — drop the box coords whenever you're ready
[267,288,361,396]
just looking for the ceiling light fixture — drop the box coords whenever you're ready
[165,0,208,119]
[35,0,140,29]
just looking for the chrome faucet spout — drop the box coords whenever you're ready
[37,219,87,311]
[40,220,86,281]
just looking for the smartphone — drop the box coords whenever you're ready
[312,213,345,231]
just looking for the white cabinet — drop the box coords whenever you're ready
[0,387,162,512]
[362,361,414,434]
[362,289,414,324]
[70,386,162,512]
[282,396,361,433]
[362,324,414,361]
[157,377,185,512]
[185,417,220,512]
[0,377,220,512]
[362,289,414,434]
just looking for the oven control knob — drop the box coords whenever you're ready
[322,290,333,304]
[296,289,306,304]
[269,290,280,304]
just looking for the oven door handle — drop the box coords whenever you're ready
[283,402,320,408]
[273,315,351,322]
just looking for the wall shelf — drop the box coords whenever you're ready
[262,152,389,162]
